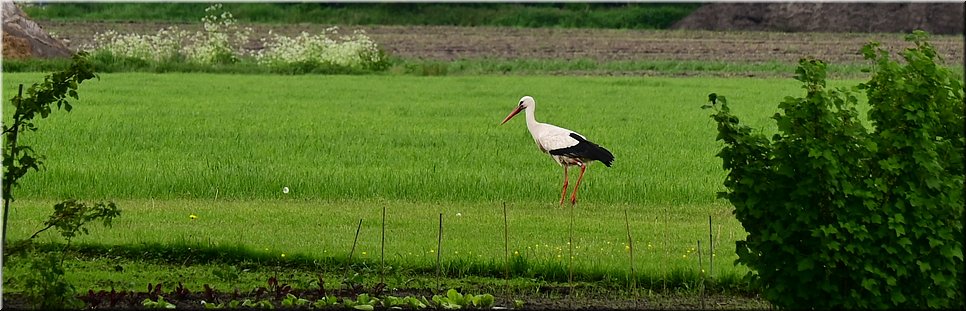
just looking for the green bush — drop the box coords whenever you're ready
[19,251,82,309]
[705,30,964,309]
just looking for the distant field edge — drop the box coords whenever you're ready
[4,57,944,79]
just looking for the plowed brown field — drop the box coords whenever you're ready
[41,21,964,65]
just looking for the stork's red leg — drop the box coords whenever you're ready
[559,166,569,206]
[570,163,587,205]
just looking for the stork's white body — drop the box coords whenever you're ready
[521,109,586,167]
[501,96,614,205]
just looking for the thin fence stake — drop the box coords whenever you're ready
[697,240,702,276]
[708,215,714,278]
[662,207,669,293]
[624,208,637,309]
[343,219,363,284]
[503,202,510,296]
[568,200,575,302]
[652,213,659,291]
[624,209,636,292]
[380,205,386,285]
[698,239,705,310]
[436,213,443,290]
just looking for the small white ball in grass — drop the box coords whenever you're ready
[282,187,290,194]
[456,212,462,217]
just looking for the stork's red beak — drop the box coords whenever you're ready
[501,105,523,125]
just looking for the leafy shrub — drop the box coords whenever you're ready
[705,30,964,309]
[20,251,83,309]
[3,52,98,242]
[29,200,121,244]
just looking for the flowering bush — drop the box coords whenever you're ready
[85,4,387,71]
[90,28,184,62]
[254,27,388,71]
[182,4,249,64]
[89,4,248,65]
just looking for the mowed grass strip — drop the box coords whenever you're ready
[7,198,747,289]
[2,73,862,204]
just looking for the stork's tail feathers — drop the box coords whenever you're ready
[595,145,615,167]
[549,133,615,167]
[590,143,614,167]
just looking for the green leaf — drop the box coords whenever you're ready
[893,225,906,237]
[860,278,878,292]
[797,258,814,271]
[892,214,905,224]
[202,301,222,309]
[477,294,494,307]
[446,288,464,305]
[313,298,330,309]
[241,299,256,307]
[897,237,912,248]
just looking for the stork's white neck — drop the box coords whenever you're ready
[524,101,542,139]
[526,103,540,133]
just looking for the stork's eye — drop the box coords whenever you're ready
[519,100,524,105]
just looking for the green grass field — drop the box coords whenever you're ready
[4,73,861,202]
[1,73,866,295]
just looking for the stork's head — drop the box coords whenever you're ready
[501,96,534,125]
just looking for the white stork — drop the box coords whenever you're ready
[500,96,614,205]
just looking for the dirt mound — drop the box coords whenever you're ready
[2,2,72,59]
[672,3,964,35]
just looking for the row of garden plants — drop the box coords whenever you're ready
[84,277,511,310]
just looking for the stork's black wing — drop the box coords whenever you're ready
[548,133,614,167]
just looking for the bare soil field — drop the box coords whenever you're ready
[41,21,964,65]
